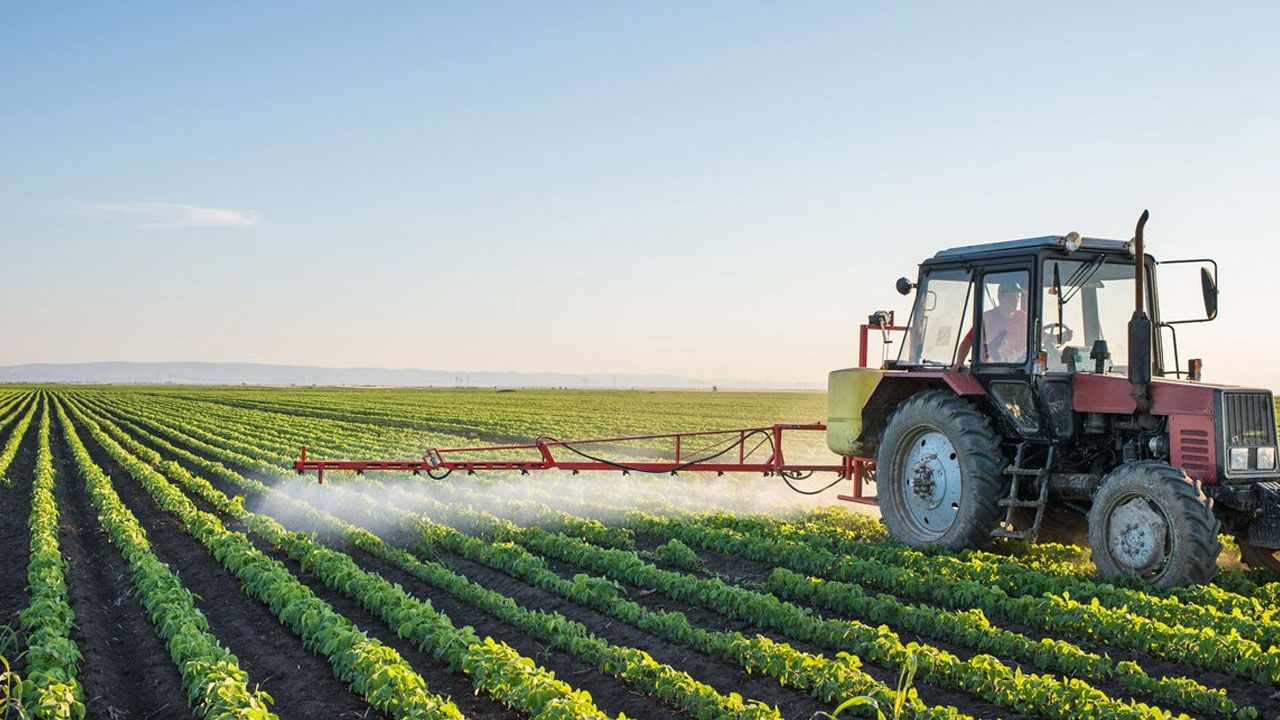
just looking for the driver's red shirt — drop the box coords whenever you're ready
[962,309,1028,363]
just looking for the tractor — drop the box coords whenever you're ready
[828,211,1279,588]
[296,211,1279,589]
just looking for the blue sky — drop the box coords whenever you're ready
[3,3,1278,388]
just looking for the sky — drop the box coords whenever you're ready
[2,2,1278,389]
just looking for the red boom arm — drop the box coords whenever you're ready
[297,423,859,480]
[292,314,903,508]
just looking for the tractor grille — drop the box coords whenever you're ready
[1222,391,1279,480]
[1223,391,1278,447]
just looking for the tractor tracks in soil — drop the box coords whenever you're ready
[71,413,387,720]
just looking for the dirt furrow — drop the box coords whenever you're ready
[50,412,190,719]
[0,418,36,672]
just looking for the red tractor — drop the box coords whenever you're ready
[297,211,1279,589]
[829,211,1277,588]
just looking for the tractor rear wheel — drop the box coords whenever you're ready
[876,390,1005,550]
[1087,461,1221,589]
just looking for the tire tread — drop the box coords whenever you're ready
[877,390,1006,550]
[1087,460,1221,588]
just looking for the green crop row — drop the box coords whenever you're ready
[53,400,279,720]
[0,396,40,483]
[59,400,465,720]
[639,511,1280,689]
[72,395,805,720]
[683,512,1244,718]
[686,511,1280,668]
[143,385,826,454]
[18,398,84,720]
[0,391,34,442]
[66,397,639,719]
[368,486,1250,717]
[766,569,1242,719]
[304,469,1190,720]
[64,388,1268,719]
[80,394,638,551]
[90,389,1249,718]
[325,476,973,720]
[857,525,1277,646]
[490,521,1188,720]
[945,542,1275,628]
[104,387,1280,610]
[77,395,967,720]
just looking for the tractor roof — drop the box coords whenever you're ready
[927,236,1132,264]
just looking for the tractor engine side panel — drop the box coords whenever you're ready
[1168,414,1218,482]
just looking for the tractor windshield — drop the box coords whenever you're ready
[901,268,973,366]
[1042,255,1138,373]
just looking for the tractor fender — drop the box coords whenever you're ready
[853,371,985,454]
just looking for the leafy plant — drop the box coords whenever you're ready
[0,654,26,720]
[654,538,701,570]
[824,653,918,720]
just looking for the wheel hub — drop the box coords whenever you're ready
[911,460,939,504]
[1107,498,1168,573]
[900,430,961,536]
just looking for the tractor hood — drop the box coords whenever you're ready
[1074,374,1220,416]
[1076,373,1279,482]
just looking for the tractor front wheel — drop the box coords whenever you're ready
[1087,461,1221,589]
[876,390,1005,550]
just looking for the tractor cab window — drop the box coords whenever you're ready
[1042,256,1137,373]
[976,271,1030,364]
[901,268,973,367]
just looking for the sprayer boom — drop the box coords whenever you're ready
[295,423,861,485]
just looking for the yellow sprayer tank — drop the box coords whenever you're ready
[826,368,885,456]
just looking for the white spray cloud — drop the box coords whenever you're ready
[257,467,876,542]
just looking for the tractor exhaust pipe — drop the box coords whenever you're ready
[1128,209,1152,413]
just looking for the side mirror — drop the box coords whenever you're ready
[1156,258,1218,324]
[1200,267,1218,320]
[895,277,915,296]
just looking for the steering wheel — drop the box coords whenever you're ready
[1042,323,1075,345]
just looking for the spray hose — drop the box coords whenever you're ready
[534,430,846,496]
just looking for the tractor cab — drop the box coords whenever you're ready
[829,213,1280,589]
[888,234,1218,442]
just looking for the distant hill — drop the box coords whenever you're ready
[0,361,822,390]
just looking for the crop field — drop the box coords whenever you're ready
[4,386,1280,720]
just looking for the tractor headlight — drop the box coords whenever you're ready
[1230,447,1250,471]
[1061,232,1083,254]
[1259,447,1277,471]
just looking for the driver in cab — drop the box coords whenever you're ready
[953,278,1028,370]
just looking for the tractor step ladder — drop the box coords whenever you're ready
[991,443,1054,541]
